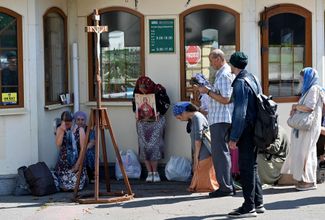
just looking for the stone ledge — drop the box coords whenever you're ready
[0,174,16,196]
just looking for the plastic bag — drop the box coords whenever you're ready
[165,156,191,182]
[115,149,141,180]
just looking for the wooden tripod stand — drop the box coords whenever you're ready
[73,9,133,204]
[73,107,134,204]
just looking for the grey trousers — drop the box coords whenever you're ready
[210,123,233,192]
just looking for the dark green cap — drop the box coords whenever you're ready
[229,51,248,69]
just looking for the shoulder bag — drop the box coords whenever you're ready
[287,87,319,130]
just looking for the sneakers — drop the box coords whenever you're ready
[255,204,266,214]
[146,172,161,182]
[153,172,161,182]
[146,172,153,182]
[228,207,257,218]
[209,189,234,198]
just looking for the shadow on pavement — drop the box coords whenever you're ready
[265,196,325,210]
[95,194,210,209]
[165,214,230,220]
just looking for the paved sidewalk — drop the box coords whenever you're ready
[1,180,325,220]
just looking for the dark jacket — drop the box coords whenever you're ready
[230,69,260,142]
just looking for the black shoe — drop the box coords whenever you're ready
[208,189,234,198]
[255,204,266,214]
[228,207,257,218]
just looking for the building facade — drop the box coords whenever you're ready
[0,0,324,194]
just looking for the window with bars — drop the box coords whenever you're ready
[260,4,311,102]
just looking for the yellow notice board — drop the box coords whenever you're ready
[2,92,17,104]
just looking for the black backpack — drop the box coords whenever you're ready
[243,75,279,151]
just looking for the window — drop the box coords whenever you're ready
[0,7,23,108]
[260,4,311,102]
[43,7,68,105]
[180,5,240,100]
[88,7,144,101]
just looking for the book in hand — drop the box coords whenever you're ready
[135,93,157,122]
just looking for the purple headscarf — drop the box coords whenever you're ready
[74,111,87,122]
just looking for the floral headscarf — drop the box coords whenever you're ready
[173,102,191,116]
[301,67,319,96]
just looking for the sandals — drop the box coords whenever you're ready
[295,181,317,191]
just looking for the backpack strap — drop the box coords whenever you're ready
[242,74,261,97]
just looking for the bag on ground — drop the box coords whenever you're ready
[13,166,31,196]
[115,149,141,180]
[24,162,57,196]
[165,156,191,182]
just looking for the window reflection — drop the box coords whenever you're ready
[183,8,237,99]
[0,12,19,106]
[93,10,142,100]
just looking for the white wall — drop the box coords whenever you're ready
[0,0,39,175]
[0,0,323,176]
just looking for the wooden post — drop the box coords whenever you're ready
[73,9,133,204]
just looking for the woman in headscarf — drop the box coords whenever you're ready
[132,76,170,182]
[74,111,95,183]
[55,111,87,191]
[281,67,325,190]
[173,102,218,192]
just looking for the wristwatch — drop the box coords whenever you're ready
[207,89,211,96]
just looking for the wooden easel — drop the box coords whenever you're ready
[73,9,134,204]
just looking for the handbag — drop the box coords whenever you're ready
[287,110,315,130]
[287,86,319,130]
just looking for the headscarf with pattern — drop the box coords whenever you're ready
[134,76,156,94]
[173,102,191,116]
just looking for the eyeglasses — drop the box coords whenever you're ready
[76,118,85,121]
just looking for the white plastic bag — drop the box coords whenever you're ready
[165,156,191,182]
[115,149,141,180]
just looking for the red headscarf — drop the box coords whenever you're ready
[134,76,156,94]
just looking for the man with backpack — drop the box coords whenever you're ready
[227,51,264,218]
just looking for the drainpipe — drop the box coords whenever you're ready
[72,42,79,112]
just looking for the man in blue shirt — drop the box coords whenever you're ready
[227,52,264,218]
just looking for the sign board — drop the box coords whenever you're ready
[186,46,201,66]
[2,92,17,104]
[149,19,174,53]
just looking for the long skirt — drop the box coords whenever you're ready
[136,116,166,161]
[188,157,219,193]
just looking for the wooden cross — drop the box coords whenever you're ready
[85,9,108,108]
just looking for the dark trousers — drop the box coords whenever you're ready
[317,134,325,157]
[210,123,233,192]
[237,125,263,211]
